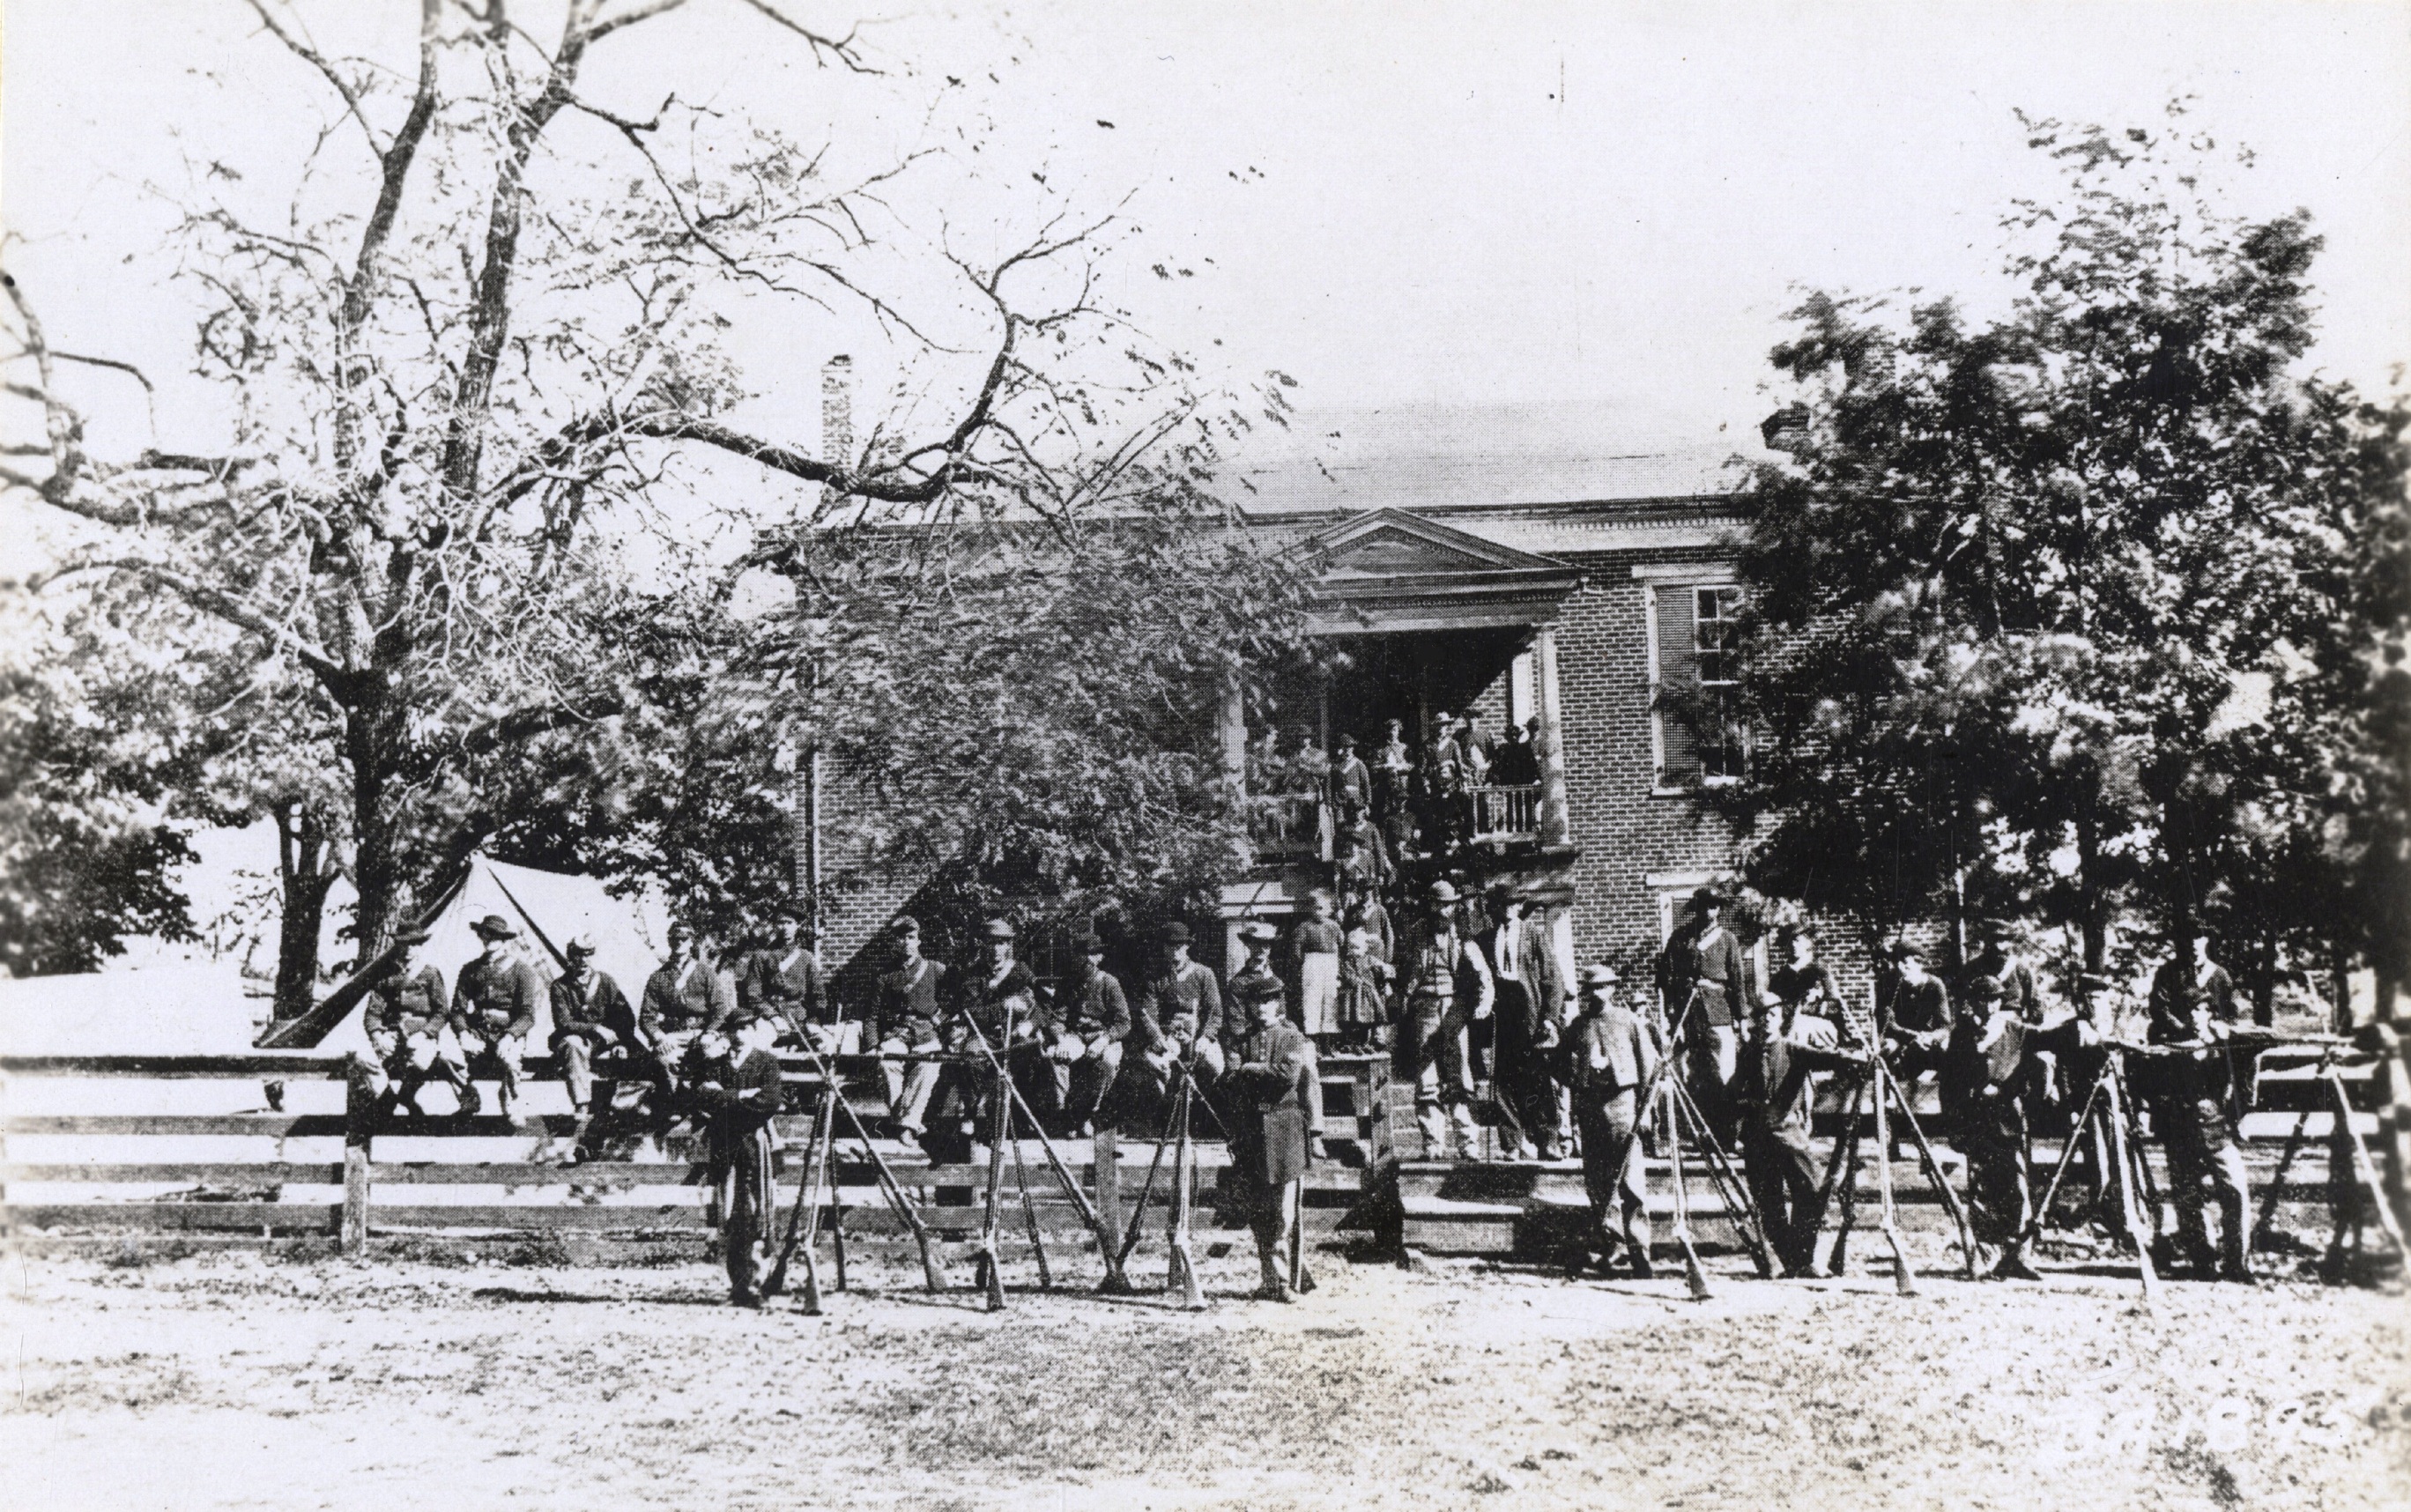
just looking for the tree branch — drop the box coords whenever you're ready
[33,557,347,686]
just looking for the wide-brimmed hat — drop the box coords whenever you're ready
[392,924,433,947]
[1579,963,1620,989]
[1689,886,1725,910]
[1160,922,1193,945]
[471,915,519,941]
[564,933,597,958]
[1237,920,1278,945]
[1427,880,1460,904]
[1069,928,1104,953]
[889,915,921,937]
[982,917,1016,940]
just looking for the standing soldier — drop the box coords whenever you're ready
[547,934,642,1158]
[690,1009,788,1308]
[1479,885,1568,1160]
[1658,887,1749,1143]
[1967,920,2044,1022]
[1945,977,2098,1279]
[873,916,947,1146]
[452,915,543,1117]
[1373,718,1416,862]
[1398,880,1494,1159]
[1229,920,1283,1010]
[737,906,830,1049]
[1223,973,1322,1301]
[1133,922,1228,1101]
[1559,964,1658,1278]
[363,926,468,1116]
[1739,930,1849,1278]
[1052,927,1131,1136]
[2147,929,2255,1282]
[1329,732,1373,815]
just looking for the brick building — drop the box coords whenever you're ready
[809,453,1790,1007]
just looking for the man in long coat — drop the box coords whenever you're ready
[1657,886,1748,1144]
[1397,880,1493,1159]
[1479,885,1568,1160]
[1222,973,1321,1301]
[2146,930,2255,1282]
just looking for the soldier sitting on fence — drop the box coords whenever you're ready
[452,915,543,1118]
[363,925,471,1117]
[548,933,647,1159]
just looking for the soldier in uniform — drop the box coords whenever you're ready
[2147,930,2255,1282]
[362,926,469,1116]
[1373,719,1416,861]
[639,923,733,1103]
[1967,920,2043,1022]
[1228,920,1283,1009]
[737,906,831,1049]
[452,915,543,1117]
[1050,927,1131,1135]
[1329,732,1373,815]
[1558,963,1658,1278]
[1133,922,1227,1103]
[1944,976,2099,1279]
[548,933,643,1157]
[1739,939,1849,1278]
[873,916,947,1145]
[1222,973,1322,1301]
[688,1008,788,1308]
[1657,887,1749,1143]
[1398,880,1494,1159]
[1479,885,1568,1160]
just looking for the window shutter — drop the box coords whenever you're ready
[1654,585,1700,785]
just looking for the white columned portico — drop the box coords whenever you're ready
[1533,623,1571,849]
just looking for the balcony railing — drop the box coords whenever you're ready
[1250,793,1331,859]
[1468,783,1542,844]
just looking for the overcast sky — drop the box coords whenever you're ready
[5,0,2407,525]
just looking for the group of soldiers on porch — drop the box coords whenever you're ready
[356,873,2280,1304]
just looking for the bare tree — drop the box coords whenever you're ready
[4,0,1232,975]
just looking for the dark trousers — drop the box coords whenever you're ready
[1491,983,1559,1153]
[1740,1108,1821,1273]
[1574,1088,1651,1255]
[1961,1097,2032,1249]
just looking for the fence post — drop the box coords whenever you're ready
[341,1056,373,1256]
[1093,1126,1121,1246]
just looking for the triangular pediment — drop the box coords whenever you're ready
[1300,508,1574,580]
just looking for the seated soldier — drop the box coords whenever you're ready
[737,906,831,1049]
[639,923,732,1111]
[1132,922,1227,1102]
[362,926,468,1116]
[451,915,543,1117]
[1222,972,1322,1301]
[548,933,644,1159]
[874,916,947,1142]
[688,1010,788,1308]
[1050,928,1130,1136]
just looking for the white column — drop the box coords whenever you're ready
[1534,625,1570,848]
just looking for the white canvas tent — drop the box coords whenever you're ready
[259,854,667,1050]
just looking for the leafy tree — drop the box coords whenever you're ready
[0,609,197,975]
[1725,104,2408,993]
[4,0,1241,989]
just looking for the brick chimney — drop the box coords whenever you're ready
[820,354,853,512]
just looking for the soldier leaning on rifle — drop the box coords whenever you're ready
[1223,973,1324,1302]
[688,1009,788,1308]
[1943,975,2098,1280]
[736,905,832,1049]
[1133,921,1228,1095]
[923,918,1051,1156]
[2146,929,2257,1283]
[1557,963,1658,1279]
[547,933,645,1158]
[1740,926,1851,1278]
[873,916,947,1145]
[452,915,544,1117]
[1050,927,1131,1137]
[363,925,471,1116]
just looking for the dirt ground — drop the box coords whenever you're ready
[4,1235,2407,1512]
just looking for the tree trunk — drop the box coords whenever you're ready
[2075,797,2106,972]
[2250,930,2277,1027]
[345,692,405,973]
[271,802,339,1021]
